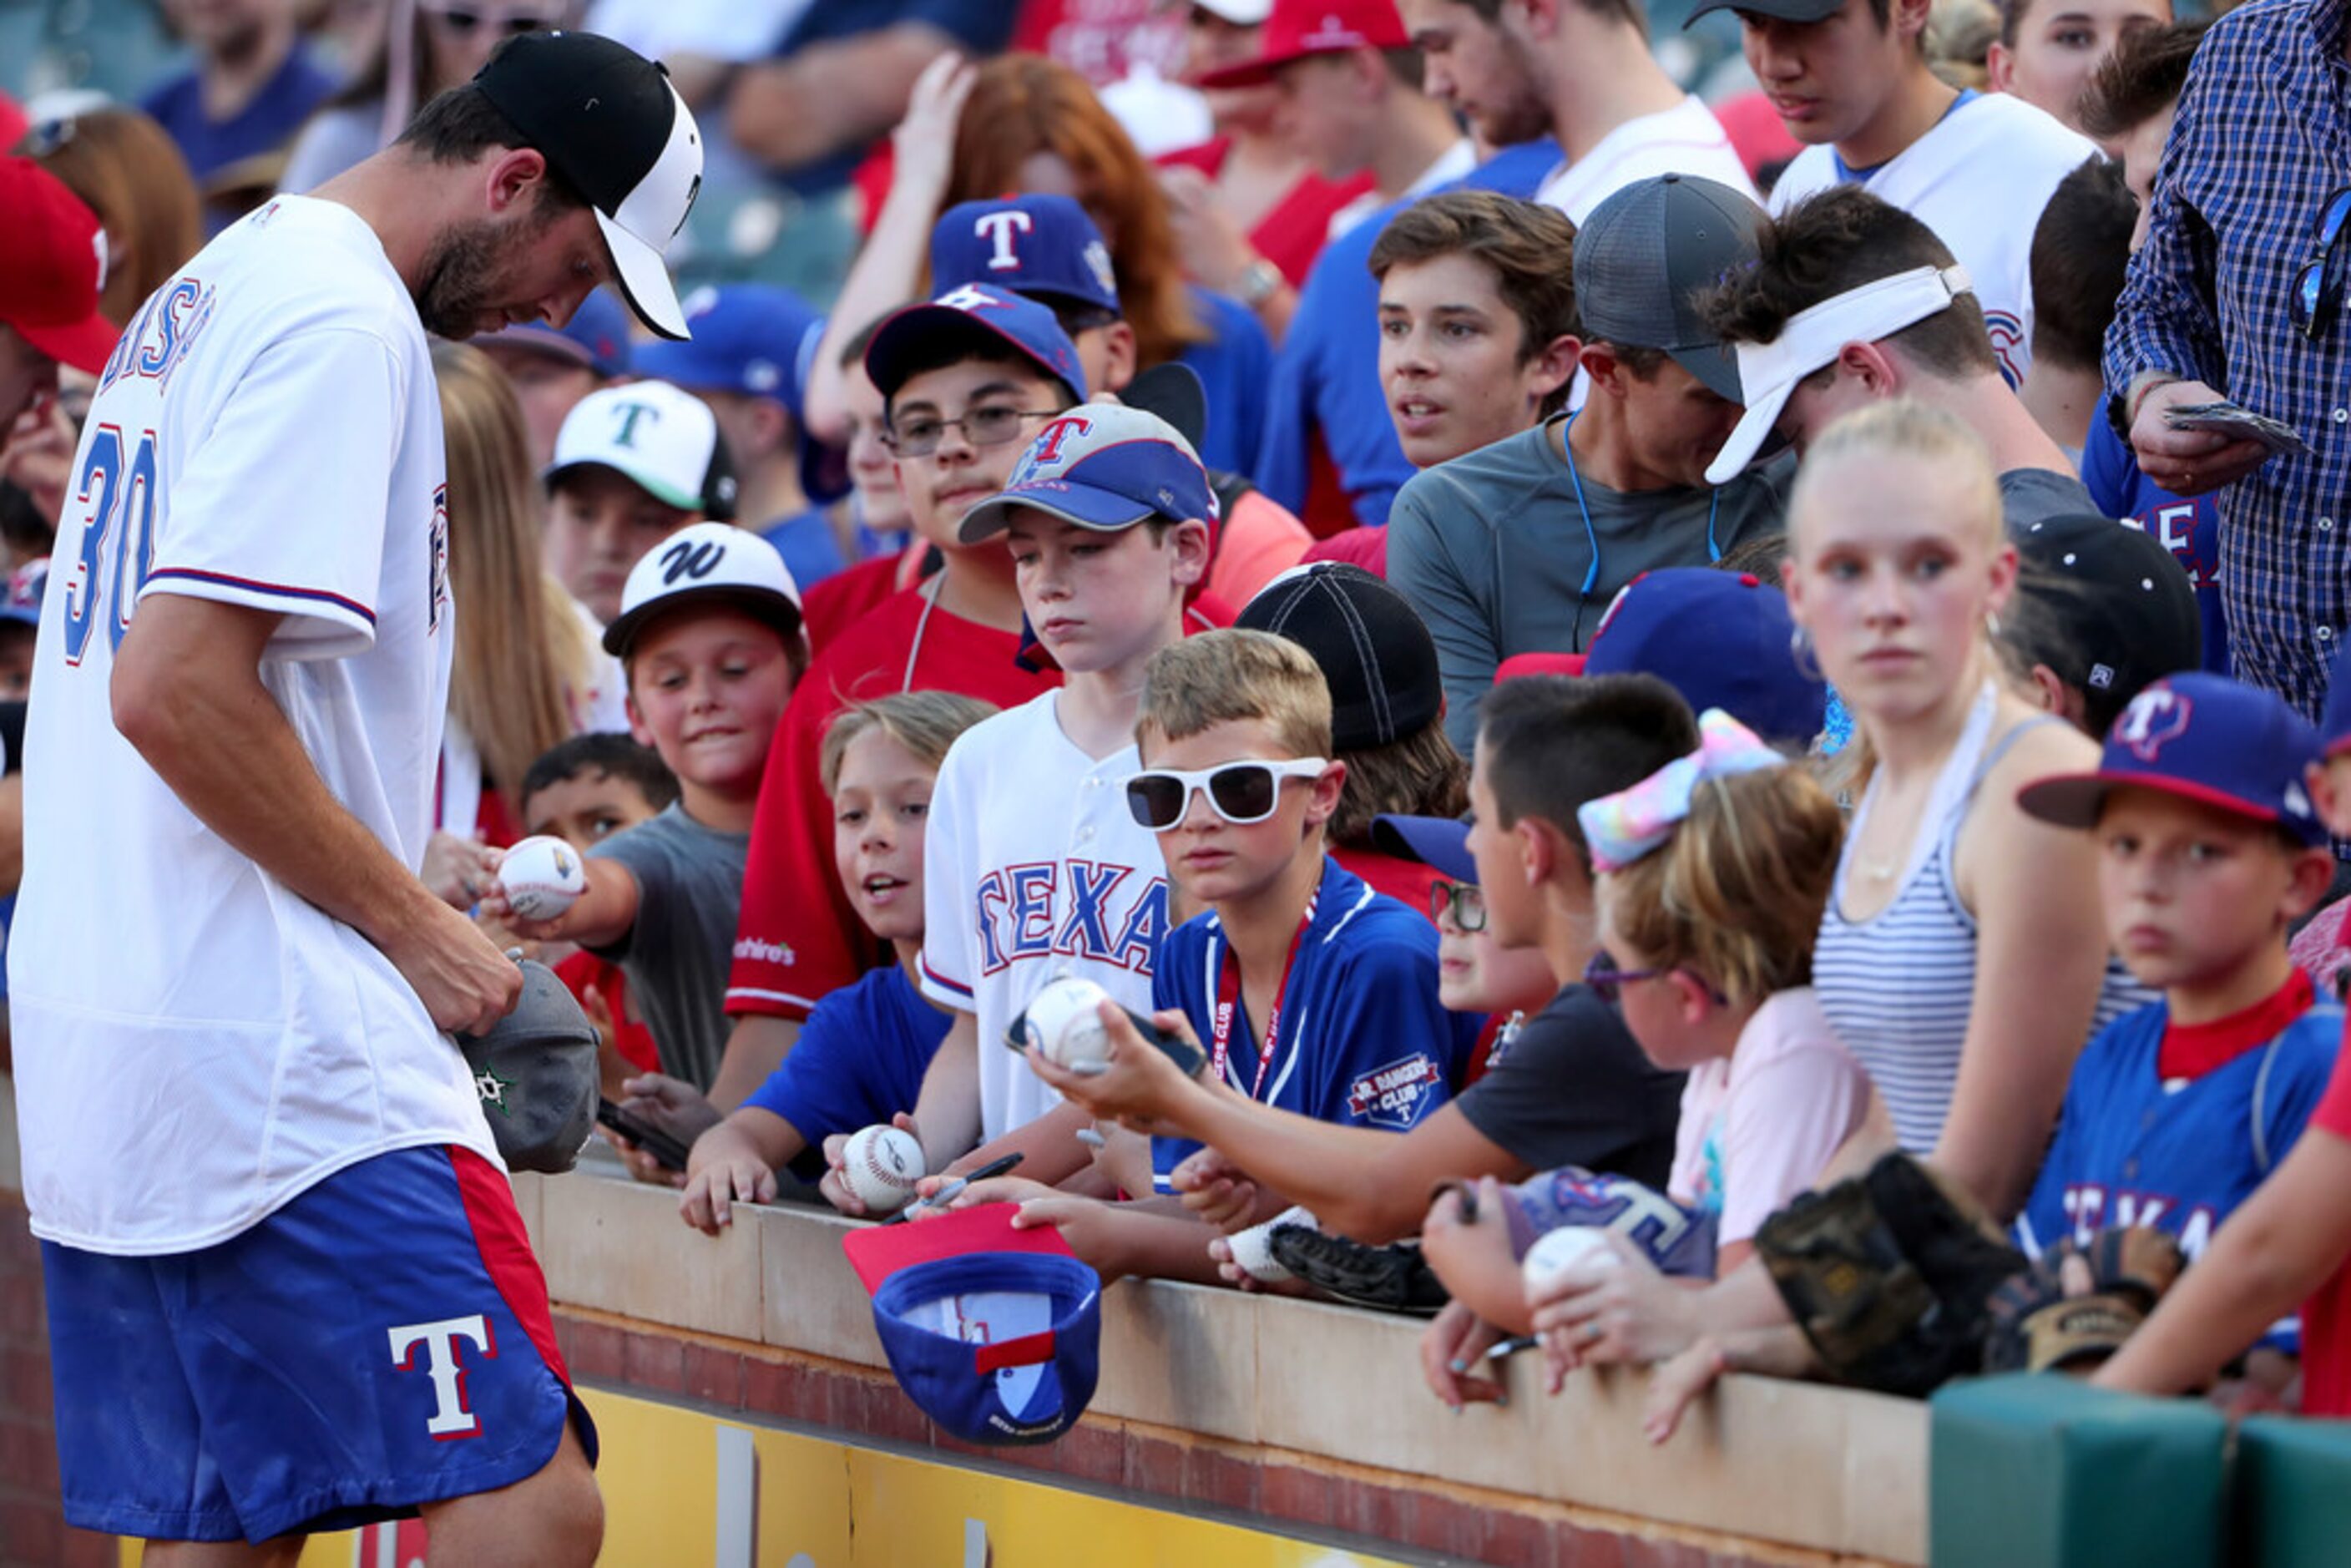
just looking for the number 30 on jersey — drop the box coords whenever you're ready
[61,425,159,666]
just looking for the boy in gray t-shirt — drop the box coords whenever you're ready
[487,521,807,1093]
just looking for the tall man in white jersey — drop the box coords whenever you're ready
[11,30,701,1564]
[1696,0,2095,385]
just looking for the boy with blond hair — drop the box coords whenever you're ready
[939,628,1479,1280]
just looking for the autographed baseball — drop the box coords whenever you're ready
[1521,1227,1622,1296]
[1025,977,1114,1070]
[842,1125,924,1213]
[497,835,586,921]
[1225,1216,1296,1283]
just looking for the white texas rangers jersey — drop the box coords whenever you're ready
[11,195,488,1254]
[1534,96,1758,224]
[1770,91,2096,387]
[920,691,1174,1143]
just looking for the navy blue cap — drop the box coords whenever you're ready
[2018,673,2326,844]
[931,195,1121,316]
[864,283,1087,407]
[958,402,1217,543]
[1370,814,1477,883]
[473,287,633,379]
[1585,569,1826,744]
[636,285,849,505]
[871,1252,1103,1446]
[0,559,44,630]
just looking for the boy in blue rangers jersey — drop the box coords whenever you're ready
[2012,675,2342,1290]
[935,629,1479,1281]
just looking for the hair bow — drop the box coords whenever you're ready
[1578,710,1785,873]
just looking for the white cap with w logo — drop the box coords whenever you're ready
[601,520,803,658]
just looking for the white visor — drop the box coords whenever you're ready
[599,79,702,341]
[1703,264,1974,485]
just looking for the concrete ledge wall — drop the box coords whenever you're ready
[513,1171,1928,1565]
[0,1083,1925,1567]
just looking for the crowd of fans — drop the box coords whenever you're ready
[11,0,2351,1459]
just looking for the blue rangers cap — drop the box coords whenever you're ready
[635,284,850,505]
[2019,673,2327,845]
[863,283,1087,408]
[473,286,633,379]
[956,402,1216,544]
[929,195,1122,317]
[1585,568,1827,746]
[870,1252,1103,1446]
[1369,814,1477,883]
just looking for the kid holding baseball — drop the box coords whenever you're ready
[1414,710,1869,1393]
[484,524,805,1111]
[938,629,1479,1281]
[676,691,994,1233]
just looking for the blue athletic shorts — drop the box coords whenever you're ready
[43,1144,596,1544]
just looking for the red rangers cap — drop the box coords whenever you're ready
[1196,0,1409,88]
[0,157,118,376]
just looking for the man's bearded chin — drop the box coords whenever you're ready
[414,209,554,340]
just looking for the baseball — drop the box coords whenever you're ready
[1225,1217,1295,1284]
[1024,977,1114,1070]
[497,835,586,921]
[1521,1227,1623,1296]
[842,1125,924,1214]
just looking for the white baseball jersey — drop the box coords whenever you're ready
[919,691,1174,1143]
[1534,96,1759,224]
[1768,91,2096,387]
[10,195,488,1255]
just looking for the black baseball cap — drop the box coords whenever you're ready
[1236,563,1443,751]
[474,31,704,341]
[1683,0,1846,24]
[2013,513,2202,716]
[1572,174,1768,403]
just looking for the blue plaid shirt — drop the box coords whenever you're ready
[2106,0,2351,720]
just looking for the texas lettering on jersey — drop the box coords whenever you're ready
[2052,1183,2220,1259]
[973,858,1168,976]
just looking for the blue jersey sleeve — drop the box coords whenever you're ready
[743,969,950,1180]
[2015,1020,2116,1257]
[1179,290,1275,479]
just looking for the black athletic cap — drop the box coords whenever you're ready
[1574,174,1768,403]
[474,31,704,341]
[2014,512,2203,720]
[1237,562,1445,751]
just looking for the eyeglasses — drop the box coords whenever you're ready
[1582,949,1727,1007]
[1123,759,1329,830]
[2291,186,2351,341]
[421,1,567,36]
[1429,878,1487,933]
[883,407,1059,458]
[1581,950,1663,1008]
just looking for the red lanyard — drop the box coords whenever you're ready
[1209,893,1318,1101]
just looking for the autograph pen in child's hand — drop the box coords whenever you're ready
[887,1151,1025,1224]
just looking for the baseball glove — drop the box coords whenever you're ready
[455,957,601,1175]
[1755,1152,2026,1398]
[1267,1227,1451,1316]
[1983,1226,2185,1374]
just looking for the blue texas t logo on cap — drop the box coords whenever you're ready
[2114,685,2193,761]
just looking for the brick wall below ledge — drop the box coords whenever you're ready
[553,1307,1884,1568]
[0,1199,122,1568]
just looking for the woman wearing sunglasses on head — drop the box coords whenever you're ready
[281,0,580,195]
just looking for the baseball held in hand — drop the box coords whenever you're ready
[497,836,586,921]
[1522,1227,1623,1295]
[1026,977,1114,1070]
[842,1125,924,1213]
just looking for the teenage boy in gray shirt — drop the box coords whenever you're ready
[1388,175,1792,751]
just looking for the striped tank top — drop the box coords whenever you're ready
[1814,685,2151,1155]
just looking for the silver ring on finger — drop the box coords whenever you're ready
[1581,1321,1605,1344]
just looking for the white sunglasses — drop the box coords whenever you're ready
[1123,758,1330,829]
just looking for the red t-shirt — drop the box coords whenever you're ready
[1334,844,1443,923]
[1157,138,1378,290]
[2298,1025,2351,1416]
[801,546,928,655]
[728,585,1064,1019]
[554,949,658,1075]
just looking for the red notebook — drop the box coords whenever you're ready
[841,1202,1077,1296]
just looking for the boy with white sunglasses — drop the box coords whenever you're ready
[924,628,1479,1282]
